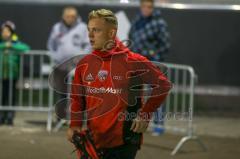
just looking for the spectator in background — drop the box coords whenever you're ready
[47,6,91,64]
[129,0,170,62]
[129,0,170,135]
[0,21,30,126]
[47,6,91,110]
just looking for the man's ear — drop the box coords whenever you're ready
[109,28,117,38]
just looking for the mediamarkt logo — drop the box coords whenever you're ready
[87,87,122,94]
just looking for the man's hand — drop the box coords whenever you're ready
[67,127,82,143]
[130,116,149,133]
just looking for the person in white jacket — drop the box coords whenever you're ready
[47,6,91,64]
[47,7,91,121]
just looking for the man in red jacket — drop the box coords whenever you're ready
[67,9,171,159]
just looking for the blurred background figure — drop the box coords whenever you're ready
[47,6,91,64]
[47,6,91,123]
[129,0,170,136]
[129,0,170,62]
[0,21,30,126]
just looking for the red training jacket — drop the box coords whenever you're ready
[70,39,172,149]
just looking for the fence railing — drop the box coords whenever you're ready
[0,50,206,155]
[149,62,206,155]
[0,50,54,131]
[52,58,206,155]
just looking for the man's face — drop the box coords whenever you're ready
[88,18,116,50]
[62,9,77,26]
[1,27,12,41]
[140,1,154,17]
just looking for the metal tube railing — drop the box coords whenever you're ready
[0,50,54,131]
[150,62,205,155]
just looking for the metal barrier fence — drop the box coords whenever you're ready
[51,57,206,155]
[150,62,206,155]
[0,50,54,131]
[0,50,205,155]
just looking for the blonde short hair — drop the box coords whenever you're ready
[88,9,118,28]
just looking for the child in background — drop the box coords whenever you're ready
[0,21,30,125]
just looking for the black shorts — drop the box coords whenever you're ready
[101,144,139,159]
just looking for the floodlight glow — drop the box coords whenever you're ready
[172,3,187,9]
[231,5,240,10]
[120,0,129,4]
